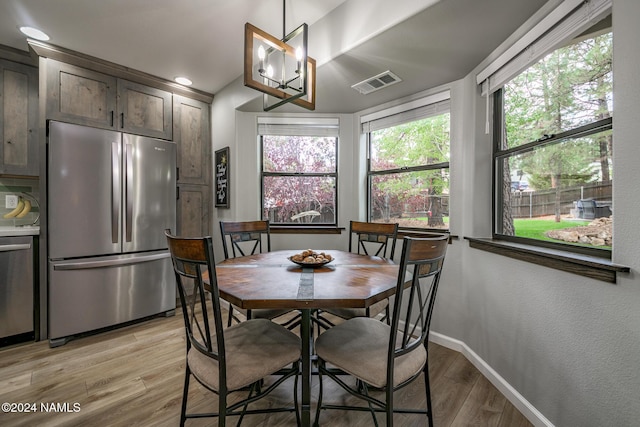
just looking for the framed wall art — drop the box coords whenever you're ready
[215,147,230,208]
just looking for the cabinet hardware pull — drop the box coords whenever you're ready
[0,244,31,252]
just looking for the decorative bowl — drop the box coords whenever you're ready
[288,256,333,268]
[288,250,334,267]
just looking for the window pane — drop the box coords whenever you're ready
[263,176,336,224]
[503,32,612,149]
[370,169,449,229]
[370,113,450,171]
[263,135,336,173]
[497,26,613,252]
[498,129,612,248]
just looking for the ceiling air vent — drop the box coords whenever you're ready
[351,70,402,95]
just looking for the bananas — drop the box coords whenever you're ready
[16,199,32,218]
[3,197,32,219]
[3,198,24,219]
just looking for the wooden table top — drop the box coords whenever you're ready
[215,249,399,311]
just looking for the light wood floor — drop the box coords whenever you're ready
[0,309,533,426]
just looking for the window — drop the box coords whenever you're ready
[259,118,338,226]
[364,95,450,230]
[494,27,613,252]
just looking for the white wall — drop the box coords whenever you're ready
[433,1,640,426]
[209,0,640,425]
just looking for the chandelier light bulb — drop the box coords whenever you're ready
[258,45,266,72]
[267,64,274,79]
[296,46,303,73]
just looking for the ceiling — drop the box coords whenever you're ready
[0,0,549,114]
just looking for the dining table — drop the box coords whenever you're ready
[214,249,399,427]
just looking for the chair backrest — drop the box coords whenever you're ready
[165,230,229,389]
[219,220,271,259]
[388,234,449,380]
[349,220,398,259]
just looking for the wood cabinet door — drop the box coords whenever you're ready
[177,184,210,237]
[117,79,172,140]
[45,59,117,130]
[0,60,39,176]
[173,95,210,185]
[174,96,211,238]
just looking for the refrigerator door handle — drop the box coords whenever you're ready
[125,143,134,242]
[111,142,120,244]
[52,252,171,271]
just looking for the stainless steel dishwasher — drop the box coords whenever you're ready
[0,235,34,346]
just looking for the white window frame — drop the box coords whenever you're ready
[258,117,339,227]
[361,92,451,231]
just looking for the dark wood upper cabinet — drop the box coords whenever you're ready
[118,79,172,140]
[44,60,116,130]
[0,59,39,176]
[45,59,172,140]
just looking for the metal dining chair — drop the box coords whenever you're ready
[313,234,449,427]
[317,221,398,327]
[165,230,301,426]
[219,220,295,327]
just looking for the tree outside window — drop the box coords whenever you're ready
[495,29,613,251]
[367,112,450,230]
[261,135,337,225]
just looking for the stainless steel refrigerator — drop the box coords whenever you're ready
[47,121,176,347]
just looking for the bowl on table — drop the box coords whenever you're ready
[288,250,333,267]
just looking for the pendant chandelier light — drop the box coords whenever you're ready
[244,0,316,111]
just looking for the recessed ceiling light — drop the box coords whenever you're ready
[174,77,192,86]
[19,26,50,41]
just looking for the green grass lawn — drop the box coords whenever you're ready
[399,216,600,246]
[514,218,590,241]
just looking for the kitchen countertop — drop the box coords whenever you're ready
[0,226,40,237]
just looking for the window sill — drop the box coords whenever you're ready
[270,226,345,234]
[464,237,629,283]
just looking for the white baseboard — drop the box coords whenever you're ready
[429,331,554,427]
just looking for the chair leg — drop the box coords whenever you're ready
[219,391,227,427]
[385,384,393,427]
[294,362,301,427]
[180,367,191,427]
[227,306,234,327]
[362,382,380,427]
[313,362,325,427]
[424,368,434,427]
[236,382,258,427]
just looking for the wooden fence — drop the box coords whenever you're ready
[510,180,612,218]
